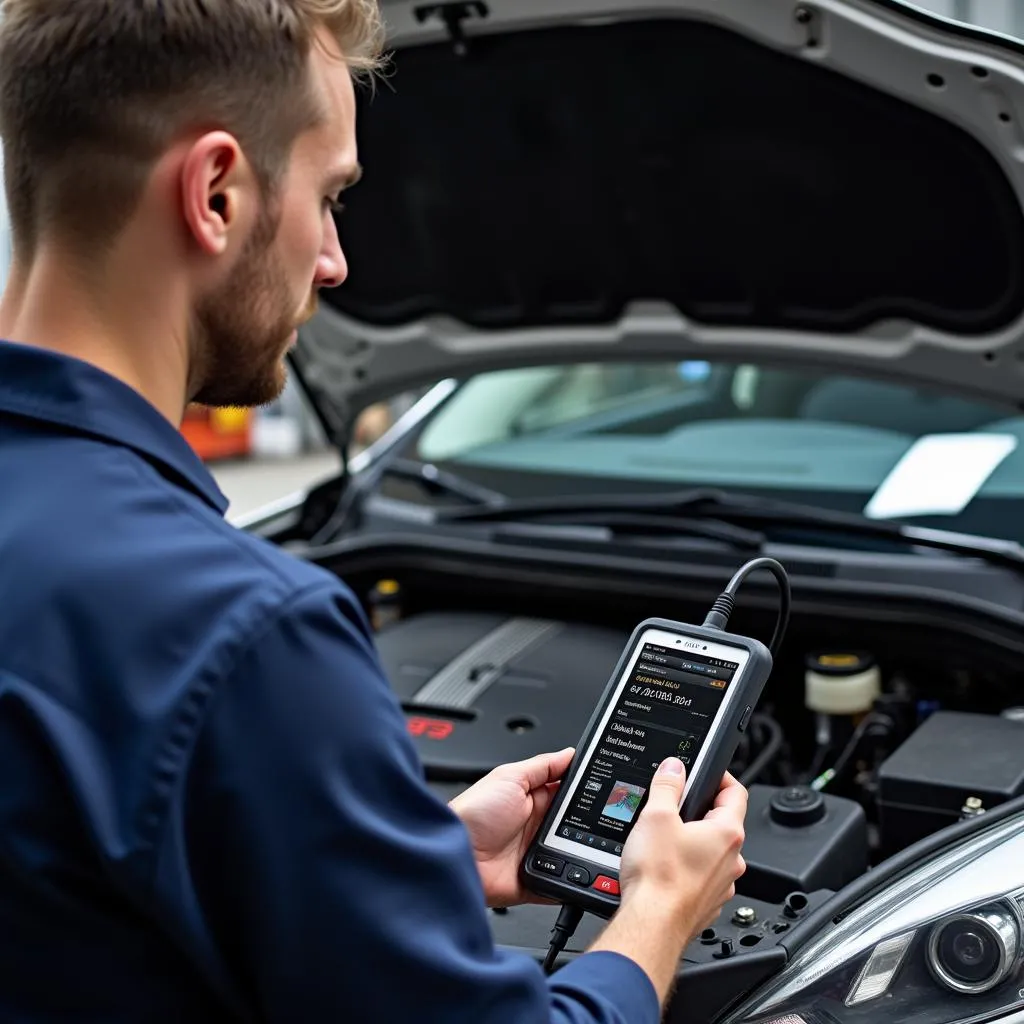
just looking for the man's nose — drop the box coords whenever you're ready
[315,216,348,289]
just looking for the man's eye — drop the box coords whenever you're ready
[327,198,345,214]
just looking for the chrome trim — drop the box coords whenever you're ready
[926,903,1021,995]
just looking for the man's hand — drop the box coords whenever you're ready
[618,759,747,939]
[449,747,575,907]
[589,758,748,1007]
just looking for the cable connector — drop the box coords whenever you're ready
[702,592,735,632]
[700,556,791,657]
[543,904,584,974]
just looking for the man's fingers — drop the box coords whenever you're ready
[645,756,687,809]
[715,773,746,804]
[529,780,559,822]
[501,747,575,792]
[704,775,748,821]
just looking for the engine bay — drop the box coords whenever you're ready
[314,545,1024,977]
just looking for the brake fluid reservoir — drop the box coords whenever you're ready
[805,652,881,716]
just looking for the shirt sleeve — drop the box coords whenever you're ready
[153,580,661,1024]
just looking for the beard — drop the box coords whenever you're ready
[189,201,317,409]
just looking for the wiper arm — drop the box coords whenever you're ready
[308,458,504,545]
[438,486,1024,572]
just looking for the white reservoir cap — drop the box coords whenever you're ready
[805,652,881,716]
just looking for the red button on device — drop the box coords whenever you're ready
[593,875,620,895]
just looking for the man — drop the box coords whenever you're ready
[0,2,747,1022]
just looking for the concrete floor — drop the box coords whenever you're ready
[211,451,341,521]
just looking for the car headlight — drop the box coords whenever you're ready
[722,811,1024,1024]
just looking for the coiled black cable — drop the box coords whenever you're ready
[702,556,791,658]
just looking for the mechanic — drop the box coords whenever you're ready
[0,2,748,1022]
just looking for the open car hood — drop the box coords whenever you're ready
[292,0,1024,444]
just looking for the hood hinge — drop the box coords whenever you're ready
[414,1,490,57]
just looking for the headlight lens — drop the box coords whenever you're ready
[722,812,1024,1024]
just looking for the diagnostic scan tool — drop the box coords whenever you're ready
[520,558,790,953]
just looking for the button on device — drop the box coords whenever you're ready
[533,854,564,877]
[567,866,591,886]
[593,875,620,896]
[738,705,753,733]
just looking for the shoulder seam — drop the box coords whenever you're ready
[120,450,315,587]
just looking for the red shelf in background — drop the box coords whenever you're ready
[180,405,252,462]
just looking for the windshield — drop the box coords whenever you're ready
[401,362,1024,544]
[909,0,1024,40]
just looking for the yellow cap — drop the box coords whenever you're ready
[816,653,861,668]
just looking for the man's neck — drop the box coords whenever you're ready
[0,247,193,425]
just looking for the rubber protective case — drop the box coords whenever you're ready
[519,616,773,918]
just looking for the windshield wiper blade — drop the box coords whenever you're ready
[379,459,507,507]
[494,510,765,549]
[379,469,763,548]
[437,486,875,525]
[438,486,1024,571]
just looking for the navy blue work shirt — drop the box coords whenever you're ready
[0,339,660,1023]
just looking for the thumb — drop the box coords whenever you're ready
[646,756,687,809]
[505,747,575,791]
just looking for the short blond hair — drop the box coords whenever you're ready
[0,0,386,260]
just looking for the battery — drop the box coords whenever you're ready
[877,710,1024,857]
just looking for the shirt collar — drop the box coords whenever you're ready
[0,339,230,515]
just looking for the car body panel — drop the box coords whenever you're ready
[293,0,1024,440]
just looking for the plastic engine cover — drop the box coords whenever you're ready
[375,612,630,780]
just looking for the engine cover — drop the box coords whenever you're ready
[375,612,630,780]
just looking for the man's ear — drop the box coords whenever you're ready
[180,131,252,257]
